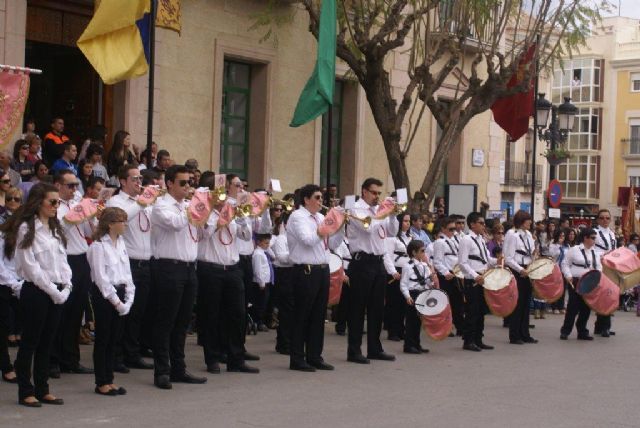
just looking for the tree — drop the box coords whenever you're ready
[255,0,612,205]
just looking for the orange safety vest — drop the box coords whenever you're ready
[44,132,69,145]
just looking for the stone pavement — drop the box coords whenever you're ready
[1,311,639,428]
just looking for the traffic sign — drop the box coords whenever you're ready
[548,179,562,208]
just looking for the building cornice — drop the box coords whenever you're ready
[610,58,640,69]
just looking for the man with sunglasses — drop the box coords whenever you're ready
[150,165,206,389]
[346,178,399,364]
[592,209,617,337]
[560,228,600,341]
[50,170,94,376]
[106,165,154,370]
[451,214,467,244]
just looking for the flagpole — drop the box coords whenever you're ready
[530,35,540,220]
[146,0,156,168]
[326,106,333,190]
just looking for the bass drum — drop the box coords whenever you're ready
[576,270,619,315]
[328,253,345,306]
[482,268,518,317]
[414,289,452,341]
[527,257,564,303]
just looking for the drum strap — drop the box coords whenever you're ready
[578,248,597,269]
[471,237,488,264]
[597,230,616,251]
[518,233,532,256]
[445,239,458,255]
[410,261,429,286]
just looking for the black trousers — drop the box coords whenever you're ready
[51,253,91,370]
[238,255,253,300]
[334,280,349,333]
[92,286,125,386]
[462,279,485,345]
[509,271,533,342]
[346,258,386,357]
[384,268,405,339]
[594,314,612,334]
[290,264,329,366]
[438,274,464,334]
[275,266,294,351]
[0,286,16,374]
[15,282,62,400]
[561,281,591,336]
[117,259,151,363]
[404,290,423,351]
[151,259,198,377]
[250,282,270,326]
[197,263,246,368]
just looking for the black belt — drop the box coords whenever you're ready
[153,258,197,268]
[239,254,252,260]
[199,261,239,271]
[130,258,151,268]
[293,263,328,270]
[351,252,384,262]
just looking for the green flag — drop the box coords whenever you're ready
[290,0,336,127]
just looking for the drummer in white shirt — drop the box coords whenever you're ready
[458,212,499,352]
[593,209,616,338]
[271,212,294,354]
[560,228,600,341]
[383,213,410,341]
[503,210,538,345]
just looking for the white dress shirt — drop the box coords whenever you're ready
[151,193,198,262]
[399,259,433,299]
[594,226,616,257]
[0,234,23,295]
[15,219,72,295]
[503,228,535,274]
[347,198,399,256]
[197,209,251,265]
[386,234,411,269]
[332,239,352,270]
[106,191,153,260]
[252,246,274,287]
[271,231,293,268]
[433,235,459,276]
[561,244,601,280]
[87,235,135,311]
[548,243,563,263]
[458,231,497,280]
[287,206,344,265]
[58,199,93,255]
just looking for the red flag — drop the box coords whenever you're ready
[491,45,536,141]
[0,69,30,147]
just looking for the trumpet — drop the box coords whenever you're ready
[211,186,227,202]
[321,205,371,229]
[270,197,295,212]
[234,203,253,218]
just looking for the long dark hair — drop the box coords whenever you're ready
[1,182,67,259]
[111,130,130,160]
[396,213,411,238]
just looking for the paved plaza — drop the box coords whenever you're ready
[1,311,638,428]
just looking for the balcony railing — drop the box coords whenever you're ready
[621,137,640,157]
[503,161,542,189]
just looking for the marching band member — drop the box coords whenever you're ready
[197,174,259,374]
[51,169,94,376]
[87,207,135,396]
[503,210,538,345]
[286,184,344,371]
[383,213,411,341]
[560,228,600,341]
[432,217,464,337]
[9,183,72,407]
[400,239,434,354]
[272,213,294,355]
[332,235,351,336]
[593,209,616,337]
[346,178,399,364]
[452,214,466,245]
[458,212,497,352]
[106,165,154,370]
[150,165,206,389]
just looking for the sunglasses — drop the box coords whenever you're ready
[598,216,610,220]
[366,189,382,196]
[176,179,189,187]
[65,182,80,189]
[6,196,21,203]
[0,179,10,185]
[130,175,142,182]
[312,195,322,200]
[48,199,60,207]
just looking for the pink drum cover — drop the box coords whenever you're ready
[216,203,235,228]
[328,266,345,306]
[137,186,161,207]
[249,192,270,216]
[602,247,640,273]
[532,264,564,303]
[376,198,396,219]
[484,277,518,317]
[187,190,212,226]
[421,305,453,341]
[318,208,346,236]
[581,272,619,315]
[63,199,99,224]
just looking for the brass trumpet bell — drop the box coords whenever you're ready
[235,204,253,218]
[211,187,227,201]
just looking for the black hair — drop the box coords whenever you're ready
[165,164,189,184]
[157,149,170,161]
[255,233,272,242]
[199,171,216,189]
[396,212,411,238]
[86,176,105,190]
[299,184,321,206]
[361,177,383,191]
[141,169,159,186]
[86,143,104,160]
[579,227,596,244]
[53,169,76,184]
[466,211,483,227]
[406,239,425,258]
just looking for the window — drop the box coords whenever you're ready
[320,80,343,188]
[557,155,600,199]
[630,176,640,187]
[552,58,602,104]
[631,72,640,92]
[567,107,600,151]
[629,119,640,155]
[220,61,251,178]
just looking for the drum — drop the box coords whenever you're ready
[527,257,564,303]
[415,289,452,341]
[187,188,213,226]
[576,270,619,315]
[482,268,518,317]
[601,247,640,292]
[328,253,345,306]
[451,264,465,280]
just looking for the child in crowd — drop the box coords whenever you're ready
[252,233,275,332]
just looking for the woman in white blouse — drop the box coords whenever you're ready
[384,213,411,341]
[87,207,135,397]
[6,183,71,407]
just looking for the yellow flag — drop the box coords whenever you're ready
[157,0,182,34]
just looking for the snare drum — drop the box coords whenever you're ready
[328,253,345,306]
[482,268,518,317]
[527,257,564,303]
[414,289,452,341]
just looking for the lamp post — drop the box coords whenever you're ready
[534,94,578,216]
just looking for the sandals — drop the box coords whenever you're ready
[95,386,118,396]
[36,394,64,405]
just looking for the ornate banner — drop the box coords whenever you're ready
[0,70,30,148]
[157,0,181,34]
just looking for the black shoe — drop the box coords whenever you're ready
[403,347,422,354]
[335,330,346,336]
[420,346,430,353]
[113,387,127,395]
[114,363,130,374]
[477,342,494,350]
[2,372,18,384]
[609,330,616,336]
[290,362,316,372]
[125,358,153,370]
[19,398,42,407]
[387,335,401,342]
[456,331,463,337]
[62,364,94,374]
[577,335,594,341]
[207,362,221,374]
[510,339,525,345]
[593,328,602,335]
[308,360,334,370]
[275,346,290,355]
[257,324,269,332]
[140,348,153,358]
[560,334,568,340]
[154,375,172,390]
[170,371,207,383]
[347,354,370,364]
[228,364,260,374]
[49,366,61,379]
[95,386,118,396]
[529,324,535,329]
[600,330,610,338]
[243,352,260,361]
[367,352,395,361]
[523,337,539,344]
[219,354,228,364]
[448,332,455,338]
[36,395,64,405]
[463,343,481,352]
